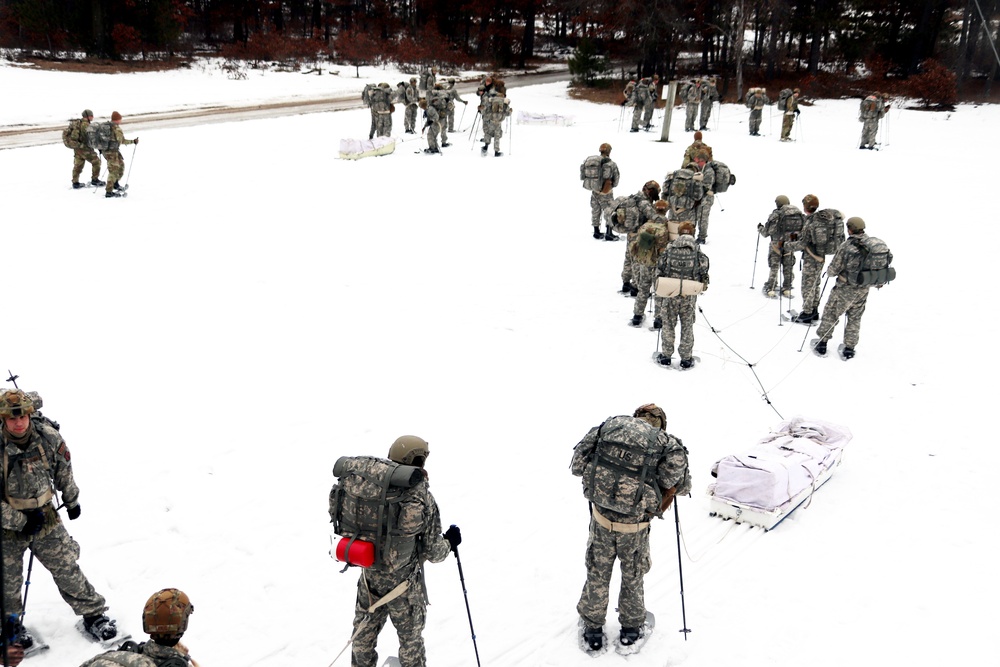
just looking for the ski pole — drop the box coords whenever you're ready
[452,545,481,667]
[124,143,138,189]
[458,103,467,133]
[750,229,761,289]
[674,501,691,640]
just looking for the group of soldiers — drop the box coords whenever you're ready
[0,387,200,666]
[621,76,660,132]
[360,69,512,156]
[678,77,720,133]
[62,109,138,198]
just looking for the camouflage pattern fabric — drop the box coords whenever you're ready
[404,83,419,132]
[349,479,450,667]
[746,91,770,135]
[815,233,875,348]
[681,140,713,168]
[798,253,825,314]
[683,83,701,131]
[591,191,613,230]
[104,125,135,193]
[571,416,690,629]
[71,120,102,182]
[642,80,657,126]
[698,81,718,129]
[424,106,441,151]
[79,640,187,666]
[632,263,654,317]
[480,96,510,152]
[620,232,639,285]
[695,165,716,242]
[859,96,887,146]
[781,94,798,140]
[763,243,795,292]
[630,80,651,130]
[658,294,697,359]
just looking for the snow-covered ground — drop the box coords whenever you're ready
[1,60,998,667]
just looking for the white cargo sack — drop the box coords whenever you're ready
[708,417,852,530]
[516,110,575,126]
[339,137,396,160]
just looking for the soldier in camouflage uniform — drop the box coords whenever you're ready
[780,88,800,142]
[630,200,670,327]
[786,194,844,324]
[859,92,890,149]
[334,436,461,667]
[479,92,511,157]
[698,77,719,131]
[745,87,770,136]
[419,99,441,154]
[67,109,105,189]
[815,217,890,359]
[682,79,702,132]
[403,78,419,133]
[691,153,714,244]
[587,143,621,240]
[757,195,802,298]
[680,131,713,168]
[104,111,138,198]
[443,78,468,133]
[656,222,710,368]
[571,404,690,652]
[617,181,660,296]
[80,588,196,667]
[371,83,394,138]
[642,75,659,129]
[0,389,118,648]
[629,77,652,132]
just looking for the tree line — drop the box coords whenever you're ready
[2,1,998,93]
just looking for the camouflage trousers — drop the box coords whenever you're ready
[799,252,826,314]
[72,148,102,182]
[658,294,697,359]
[369,110,377,139]
[620,233,639,284]
[631,105,643,130]
[642,101,655,126]
[577,515,651,630]
[781,113,795,140]
[765,245,795,292]
[2,507,106,617]
[425,121,441,151]
[632,264,657,317]
[816,282,870,349]
[352,566,428,667]
[591,191,613,229]
[375,111,392,138]
[696,193,713,242]
[699,102,712,129]
[105,150,125,192]
[860,118,879,146]
[445,107,456,132]
[749,109,763,134]
[684,103,698,131]
[405,104,418,132]
[482,120,503,151]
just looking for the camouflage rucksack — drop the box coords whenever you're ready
[580,155,608,192]
[329,456,425,571]
[62,118,86,149]
[707,161,735,193]
[86,121,116,153]
[572,416,668,517]
[429,90,449,113]
[847,236,895,287]
[663,169,705,208]
[809,208,845,256]
[778,88,793,110]
[776,205,805,239]
[629,221,670,267]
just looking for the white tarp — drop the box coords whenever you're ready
[516,110,575,126]
[711,417,852,512]
[338,136,396,160]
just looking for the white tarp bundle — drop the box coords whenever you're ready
[338,136,396,160]
[710,417,852,512]
[516,110,575,126]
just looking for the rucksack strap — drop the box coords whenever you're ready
[592,506,649,533]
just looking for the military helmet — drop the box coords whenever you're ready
[634,404,667,430]
[142,588,193,640]
[0,389,35,419]
[379,82,390,89]
[388,435,429,467]
[409,77,417,84]
[599,142,612,155]
[654,199,669,212]
[643,180,661,195]
[83,109,94,118]
[678,221,695,236]
[775,195,790,207]
[846,216,866,231]
[802,194,819,211]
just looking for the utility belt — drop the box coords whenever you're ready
[592,506,649,533]
[6,488,53,510]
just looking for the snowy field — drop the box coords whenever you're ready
[1,60,998,667]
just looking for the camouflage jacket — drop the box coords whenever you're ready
[1,418,79,532]
[681,141,713,167]
[404,83,419,106]
[381,477,450,572]
[112,124,136,147]
[571,416,690,523]
[656,235,710,284]
[78,640,190,667]
[827,232,892,283]
[745,91,770,110]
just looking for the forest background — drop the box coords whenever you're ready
[2,0,1000,106]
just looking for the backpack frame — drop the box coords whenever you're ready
[583,417,665,517]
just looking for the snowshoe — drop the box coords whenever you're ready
[578,622,608,656]
[841,346,855,360]
[91,178,106,186]
[72,182,86,189]
[696,238,706,244]
[657,354,671,366]
[781,309,799,323]
[113,182,127,191]
[480,145,488,156]
[494,151,502,157]
[78,614,130,648]
[679,358,695,370]
[16,624,49,658]
[629,314,643,327]
[620,281,633,295]
[629,286,638,297]
[441,141,451,147]
[105,191,122,198]
[813,339,828,357]
[593,228,603,239]
[381,657,401,667]
[793,311,817,324]
[781,289,793,298]
[629,128,639,133]
[615,612,655,655]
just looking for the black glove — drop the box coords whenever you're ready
[21,509,45,536]
[443,524,462,551]
[134,137,140,144]
[757,223,764,233]
[794,108,800,116]
[463,100,468,105]
[67,504,82,520]
[620,101,627,107]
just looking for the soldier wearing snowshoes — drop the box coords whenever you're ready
[780,88,800,141]
[758,195,804,298]
[581,143,621,240]
[617,181,660,297]
[332,436,461,667]
[698,77,719,130]
[656,222,710,368]
[859,92,890,149]
[691,153,715,244]
[79,588,197,667]
[629,200,670,326]
[682,79,702,132]
[419,99,442,154]
[786,194,845,325]
[104,111,137,198]
[403,78,419,134]
[479,91,511,157]
[680,131,713,168]
[629,77,653,132]
[642,75,659,129]
[443,78,467,133]
[814,217,894,359]
[0,389,119,649]
[571,404,690,654]
[65,109,105,190]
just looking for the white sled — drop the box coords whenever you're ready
[515,110,575,126]
[338,137,396,160]
[707,417,852,531]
